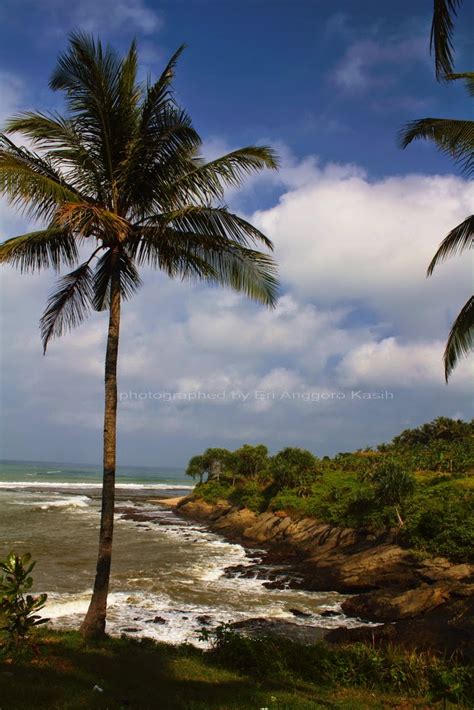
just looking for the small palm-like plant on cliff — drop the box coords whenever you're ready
[0,33,279,638]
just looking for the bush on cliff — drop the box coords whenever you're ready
[189,418,474,562]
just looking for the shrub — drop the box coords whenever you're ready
[0,553,48,655]
[193,480,234,504]
[229,480,266,512]
[205,627,474,704]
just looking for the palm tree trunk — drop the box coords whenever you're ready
[81,265,121,638]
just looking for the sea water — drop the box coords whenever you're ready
[0,460,362,646]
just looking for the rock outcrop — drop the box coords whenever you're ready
[175,496,474,656]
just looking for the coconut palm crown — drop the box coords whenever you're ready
[400,72,473,380]
[0,33,279,637]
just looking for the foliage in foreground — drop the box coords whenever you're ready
[206,625,474,707]
[1,629,472,709]
[190,417,474,562]
[0,552,48,654]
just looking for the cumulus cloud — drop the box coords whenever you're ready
[1,148,472,464]
[253,166,473,338]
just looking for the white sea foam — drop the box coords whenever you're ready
[34,495,91,509]
[0,482,193,490]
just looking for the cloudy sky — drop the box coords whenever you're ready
[0,0,473,467]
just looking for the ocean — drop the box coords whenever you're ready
[0,460,362,646]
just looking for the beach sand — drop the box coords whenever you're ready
[149,496,185,507]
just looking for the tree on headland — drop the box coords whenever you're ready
[268,447,318,494]
[0,34,279,638]
[363,461,416,527]
[232,444,269,480]
[186,455,207,485]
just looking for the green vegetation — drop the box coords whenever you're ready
[0,553,48,654]
[190,418,474,562]
[1,629,472,709]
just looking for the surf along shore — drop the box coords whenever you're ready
[152,494,474,658]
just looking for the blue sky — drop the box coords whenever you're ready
[0,0,473,466]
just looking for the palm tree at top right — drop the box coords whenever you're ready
[399,0,473,382]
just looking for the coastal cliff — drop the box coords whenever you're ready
[174,497,474,656]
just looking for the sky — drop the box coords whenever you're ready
[0,0,473,467]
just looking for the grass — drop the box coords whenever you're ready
[0,630,472,709]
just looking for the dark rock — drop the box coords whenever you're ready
[146,616,167,624]
[121,627,139,633]
[327,593,474,659]
[289,607,312,618]
[196,615,212,626]
[342,582,457,623]
[319,609,340,618]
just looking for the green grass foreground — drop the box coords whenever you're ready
[1,630,472,709]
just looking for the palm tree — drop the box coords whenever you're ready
[400,72,473,380]
[431,0,463,80]
[0,33,279,638]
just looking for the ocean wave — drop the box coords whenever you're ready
[40,589,365,648]
[0,481,194,491]
[13,495,91,510]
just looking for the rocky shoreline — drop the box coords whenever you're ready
[172,496,474,657]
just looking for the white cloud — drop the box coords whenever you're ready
[337,337,473,388]
[1,148,472,464]
[331,34,428,94]
[253,166,473,338]
[42,0,161,38]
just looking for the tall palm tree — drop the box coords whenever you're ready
[400,72,473,380]
[0,33,279,638]
[431,0,464,80]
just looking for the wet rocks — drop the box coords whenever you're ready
[146,616,167,624]
[175,497,474,656]
[342,582,457,623]
[289,608,312,618]
[328,590,474,659]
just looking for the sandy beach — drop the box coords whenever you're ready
[149,496,185,507]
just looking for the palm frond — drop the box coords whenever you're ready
[427,214,474,275]
[0,134,84,220]
[399,118,474,176]
[40,262,94,352]
[171,146,279,204]
[444,295,474,381]
[4,112,104,198]
[49,32,136,206]
[93,248,142,311]
[193,242,279,307]
[446,71,474,96]
[431,0,462,79]
[140,205,274,249]
[0,228,78,273]
[54,202,130,240]
[131,226,278,307]
[140,45,186,130]
[120,105,200,217]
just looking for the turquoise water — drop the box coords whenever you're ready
[0,459,190,489]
